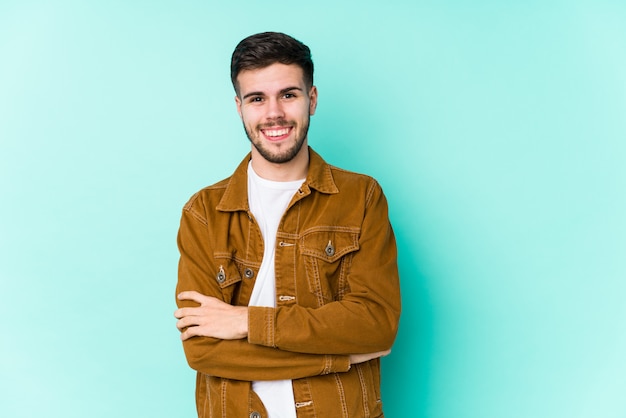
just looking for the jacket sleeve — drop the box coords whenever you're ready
[176,197,350,381]
[248,180,401,355]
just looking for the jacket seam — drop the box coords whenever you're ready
[183,204,209,227]
[356,364,370,417]
[267,307,275,347]
[220,379,227,418]
[333,374,349,418]
[364,179,378,208]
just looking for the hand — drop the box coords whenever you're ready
[175,291,248,341]
[349,349,391,365]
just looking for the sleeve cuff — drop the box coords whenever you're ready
[248,306,276,347]
[325,355,351,374]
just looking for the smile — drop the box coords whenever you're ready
[261,127,292,139]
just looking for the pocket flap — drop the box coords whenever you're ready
[213,252,243,288]
[299,229,360,263]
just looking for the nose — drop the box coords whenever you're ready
[266,97,285,120]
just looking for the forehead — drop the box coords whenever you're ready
[236,63,306,95]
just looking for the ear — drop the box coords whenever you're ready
[308,86,318,116]
[235,95,243,119]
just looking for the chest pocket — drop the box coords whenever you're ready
[213,252,243,303]
[299,229,360,306]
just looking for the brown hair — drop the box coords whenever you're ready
[230,32,314,95]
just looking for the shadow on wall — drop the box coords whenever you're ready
[382,224,434,414]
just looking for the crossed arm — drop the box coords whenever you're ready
[174,291,390,365]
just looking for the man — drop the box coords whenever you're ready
[174,32,401,418]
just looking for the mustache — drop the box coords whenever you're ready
[258,120,293,129]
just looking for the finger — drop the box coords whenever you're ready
[177,290,207,303]
[174,307,194,319]
[176,316,198,331]
[180,326,200,341]
[175,306,211,319]
[176,310,211,329]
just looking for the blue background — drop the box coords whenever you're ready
[1,1,625,417]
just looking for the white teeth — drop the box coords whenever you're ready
[264,128,290,137]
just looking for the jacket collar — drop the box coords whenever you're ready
[216,147,339,212]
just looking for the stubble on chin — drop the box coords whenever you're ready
[250,137,305,164]
[243,120,309,164]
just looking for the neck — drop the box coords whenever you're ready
[250,144,309,182]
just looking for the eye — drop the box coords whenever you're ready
[283,93,296,99]
[250,96,263,103]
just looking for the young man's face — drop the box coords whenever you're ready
[235,63,317,164]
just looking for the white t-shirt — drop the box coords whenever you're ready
[247,162,304,418]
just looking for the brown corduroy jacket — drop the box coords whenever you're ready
[176,148,401,417]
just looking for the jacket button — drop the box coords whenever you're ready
[250,412,261,418]
[325,241,335,257]
[244,268,254,279]
[216,267,226,283]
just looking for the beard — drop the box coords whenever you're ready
[243,116,310,164]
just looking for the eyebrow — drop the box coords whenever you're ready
[242,86,303,100]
